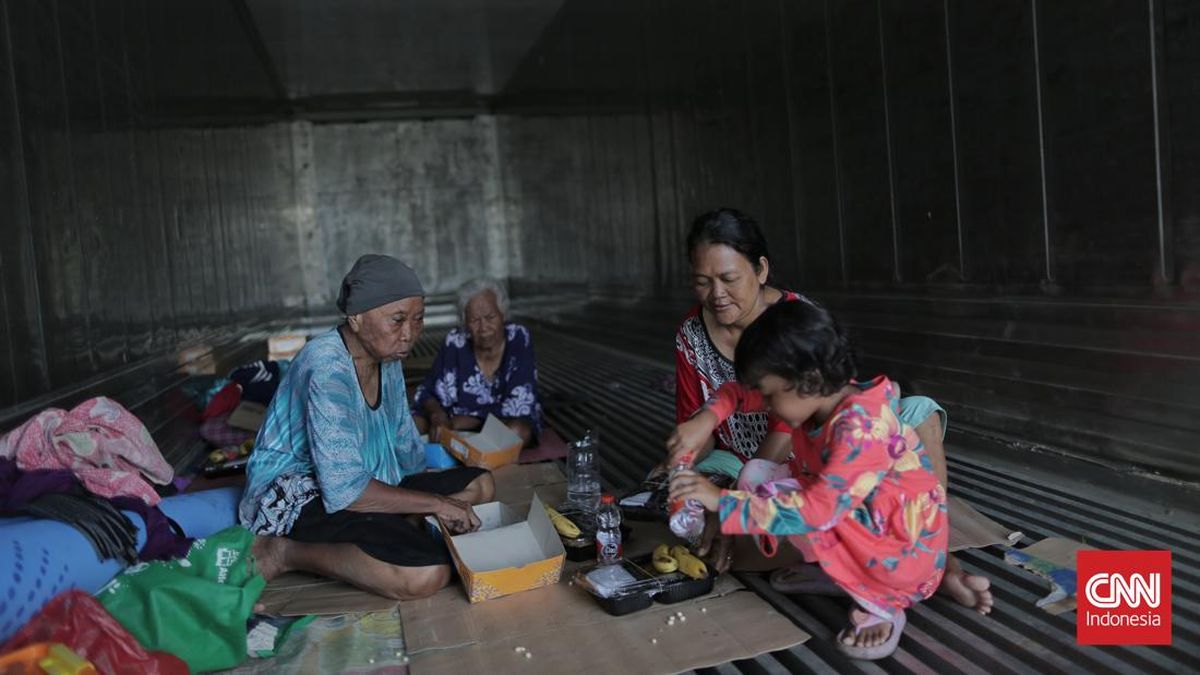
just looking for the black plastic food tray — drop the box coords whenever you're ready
[618,472,735,522]
[202,455,249,478]
[617,478,669,521]
[586,560,657,616]
[582,552,718,616]
[628,552,717,604]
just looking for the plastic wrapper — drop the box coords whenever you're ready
[0,590,187,675]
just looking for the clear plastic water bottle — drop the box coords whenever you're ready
[595,494,623,565]
[566,430,601,515]
[669,453,705,540]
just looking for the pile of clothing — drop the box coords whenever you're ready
[196,360,287,451]
[0,396,277,672]
[0,397,192,563]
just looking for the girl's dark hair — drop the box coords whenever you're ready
[687,208,771,273]
[734,301,857,396]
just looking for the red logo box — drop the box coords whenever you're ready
[1077,550,1172,645]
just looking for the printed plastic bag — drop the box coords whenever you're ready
[98,525,265,672]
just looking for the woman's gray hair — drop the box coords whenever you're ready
[457,277,509,326]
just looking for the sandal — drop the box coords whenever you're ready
[768,564,845,596]
[835,609,906,661]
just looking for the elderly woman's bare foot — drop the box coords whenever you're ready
[251,535,289,582]
[938,563,994,614]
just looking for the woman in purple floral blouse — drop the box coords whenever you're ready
[412,279,542,446]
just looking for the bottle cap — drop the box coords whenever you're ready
[600,494,615,504]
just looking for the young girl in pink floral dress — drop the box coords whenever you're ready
[669,301,948,660]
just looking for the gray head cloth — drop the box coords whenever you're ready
[336,254,425,315]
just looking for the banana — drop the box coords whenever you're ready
[653,544,679,573]
[670,545,709,579]
[543,504,582,538]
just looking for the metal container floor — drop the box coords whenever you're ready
[503,321,1200,674]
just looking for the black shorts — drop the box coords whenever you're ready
[287,466,489,567]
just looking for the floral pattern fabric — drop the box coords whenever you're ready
[413,323,543,433]
[0,396,173,505]
[711,376,948,619]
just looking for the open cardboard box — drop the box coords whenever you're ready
[434,493,565,603]
[440,414,523,470]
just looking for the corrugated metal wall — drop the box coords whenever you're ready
[1,0,1197,480]
[492,0,1200,481]
[308,119,509,299]
[0,0,300,410]
[0,1,511,411]
[496,0,1200,295]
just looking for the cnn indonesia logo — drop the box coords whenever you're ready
[1077,550,1172,645]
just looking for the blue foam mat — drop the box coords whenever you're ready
[0,487,241,642]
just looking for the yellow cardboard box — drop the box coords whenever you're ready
[441,415,523,470]
[436,493,566,603]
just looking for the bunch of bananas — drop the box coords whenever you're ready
[543,504,582,538]
[652,544,708,579]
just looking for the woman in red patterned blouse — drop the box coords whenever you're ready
[666,208,992,615]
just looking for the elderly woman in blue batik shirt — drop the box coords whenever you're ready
[241,255,494,602]
[412,278,543,447]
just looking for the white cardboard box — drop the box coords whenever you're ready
[441,414,523,470]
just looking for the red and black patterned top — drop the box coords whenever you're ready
[673,290,809,461]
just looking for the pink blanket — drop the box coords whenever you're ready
[0,397,173,505]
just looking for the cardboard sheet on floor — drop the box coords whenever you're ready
[948,496,1023,552]
[401,572,808,675]
[256,464,572,617]
[491,461,568,505]
[1003,538,1094,614]
[256,572,398,617]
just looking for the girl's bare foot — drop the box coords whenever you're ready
[938,557,994,614]
[836,607,906,660]
[842,607,893,648]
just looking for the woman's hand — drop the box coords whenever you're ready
[668,469,721,512]
[666,409,719,467]
[427,407,451,442]
[437,496,481,534]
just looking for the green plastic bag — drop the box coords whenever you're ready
[97,525,267,673]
